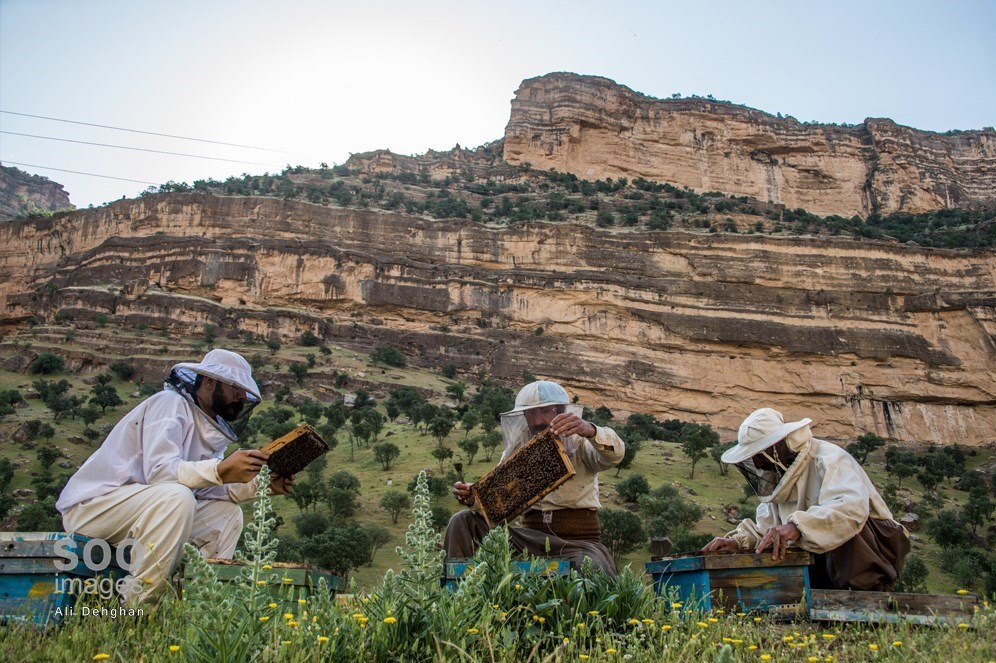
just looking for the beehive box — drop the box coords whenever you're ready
[472,429,575,528]
[809,588,980,625]
[185,558,343,603]
[647,551,812,615]
[0,532,127,626]
[444,558,571,590]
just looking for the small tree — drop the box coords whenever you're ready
[431,446,454,472]
[894,554,929,593]
[711,441,736,476]
[109,361,136,381]
[457,437,479,465]
[616,473,651,503]
[379,489,411,524]
[266,339,281,355]
[428,416,454,447]
[480,430,501,462]
[962,487,995,534]
[598,508,646,565]
[89,383,124,414]
[29,353,65,375]
[639,485,703,538]
[446,382,467,403]
[287,362,308,386]
[373,441,401,471]
[678,423,719,479]
[846,432,885,464]
[926,510,969,549]
[371,346,406,368]
[299,330,320,347]
[299,523,372,577]
[363,523,392,565]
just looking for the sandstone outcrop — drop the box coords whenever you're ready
[0,165,73,220]
[503,73,996,218]
[1,194,993,445]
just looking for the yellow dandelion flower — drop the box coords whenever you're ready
[588,610,600,615]
[825,657,834,662]
[576,623,586,630]
[661,624,672,631]
[629,618,641,626]
[893,641,902,647]
[697,621,708,628]
[93,655,110,661]
[144,577,153,584]
[723,638,734,644]
[869,644,878,651]
[808,658,819,663]
[733,639,743,644]
[783,635,794,642]
[282,577,293,583]
[288,620,299,628]
[169,646,180,653]
[256,580,266,586]
[822,634,835,640]
[298,598,307,605]
[708,617,719,623]
[753,617,762,622]
[671,602,683,609]
[641,618,654,624]
[606,648,617,655]
[384,616,397,624]
[259,616,270,622]
[317,636,329,644]
[262,564,272,570]
[958,623,969,629]
[563,637,570,645]
[282,640,291,646]
[312,616,317,622]
[268,602,277,609]
[284,613,295,620]
[467,628,479,634]
[760,656,771,661]
[538,617,546,624]
[515,584,523,590]
[716,609,724,614]
[352,613,364,620]
[492,604,499,609]
[956,589,969,595]
[737,612,747,617]
[748,645,757,651]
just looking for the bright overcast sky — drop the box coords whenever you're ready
[1,0,994,209]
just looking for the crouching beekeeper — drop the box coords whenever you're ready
[56,349,294,605]
[702,408,910,590]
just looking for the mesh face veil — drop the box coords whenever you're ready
[735,448,789,497]
[499,381,582,457]
[167,367,260,441]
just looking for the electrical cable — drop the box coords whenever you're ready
[1,160,159,185]
[0,131,280,167]
[0,110,288,153]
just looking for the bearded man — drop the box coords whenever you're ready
[57,349,293,604]
[444,380,625,576]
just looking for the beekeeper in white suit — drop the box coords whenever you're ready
[702,407,909,591]
[445,380,625,576]
[57,349,294,605]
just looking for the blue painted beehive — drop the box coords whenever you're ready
[444,558,571,590]
[646,551,812,614]
[0,532,127,626]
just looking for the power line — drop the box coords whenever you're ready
[0,110,288,154]
[1,160,159,185]
[0,131,279,167]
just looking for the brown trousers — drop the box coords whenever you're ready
[443,508,617,578]
[810,518,911,591]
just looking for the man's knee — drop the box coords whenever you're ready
[151,483,198,523]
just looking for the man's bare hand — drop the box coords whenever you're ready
[755,522,801,560]
[453,481,475,507]
[701,537,741,553]
[549,412,597,439]
[218,449,268,484]
[269,474,295,495]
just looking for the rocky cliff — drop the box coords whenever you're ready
[503,73,996,218]
[0,165,73,219]
[1,194,993,445]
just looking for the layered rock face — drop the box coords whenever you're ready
[2,194,993,445]
[0,165,73,219]
[503,73,996,217]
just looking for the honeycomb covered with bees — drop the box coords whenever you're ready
[472,428,576,527]
[261,423,330,478]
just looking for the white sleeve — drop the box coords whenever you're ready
[141,397,223,490]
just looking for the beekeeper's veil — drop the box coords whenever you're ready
[499,380,583,456]
[721,408,812,498]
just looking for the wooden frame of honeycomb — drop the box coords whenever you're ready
[471,428,576,528]
[261,423,330,478]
